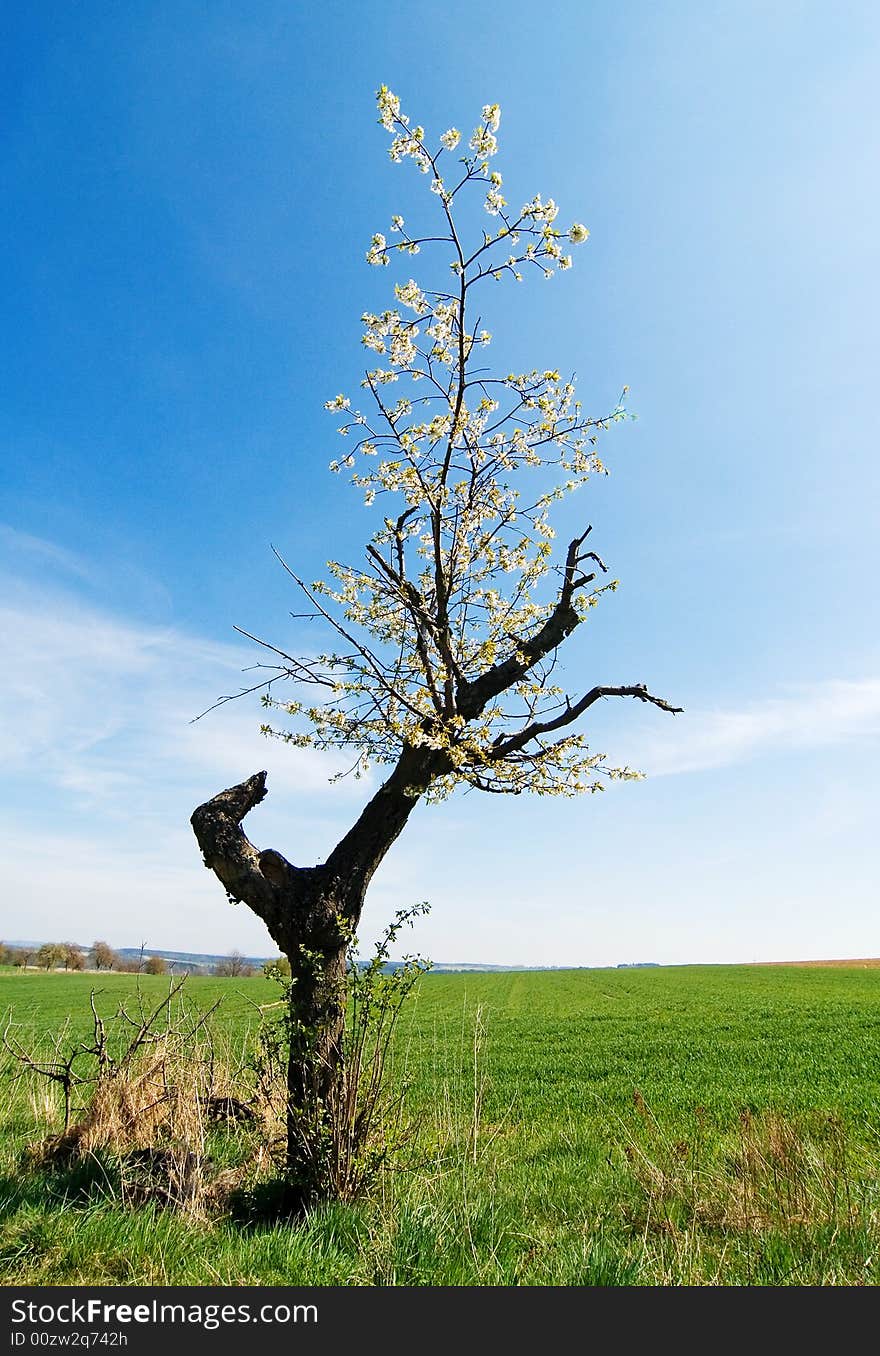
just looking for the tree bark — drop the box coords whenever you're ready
[191,743,447,1189]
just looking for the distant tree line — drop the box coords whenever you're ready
[0,941,271,978]
[0,941,170,974]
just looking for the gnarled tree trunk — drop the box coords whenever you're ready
[191,745,449,1193]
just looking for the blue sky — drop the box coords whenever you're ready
[2,1,878,965]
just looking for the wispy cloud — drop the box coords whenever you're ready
[0,524,95,583]
[0,572,367,815]
[611,679,880,776]
[0,568,375,948]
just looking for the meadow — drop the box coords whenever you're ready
[2,964,880,1286]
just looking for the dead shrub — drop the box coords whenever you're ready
[621,1091,860,1236]
[5,979,274,1214]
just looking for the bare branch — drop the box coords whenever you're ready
[270,546,430,727]
[366,544,444,713]
[489,684,682,759]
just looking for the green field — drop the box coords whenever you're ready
[2,964,880,1286]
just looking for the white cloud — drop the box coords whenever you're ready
[0,570,377,948]
[0,523,96,583]
[610,678,880,776]
[0,573,367,812]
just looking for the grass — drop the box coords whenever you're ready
[2,964,880,1285]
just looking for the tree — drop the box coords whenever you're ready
[36,943,63,971]
[144,955,167,975]
[214,950,254,978]
[60,943,85,972]
[192,89,681,1194]
[264,956,292,979]
[90,941,119,971]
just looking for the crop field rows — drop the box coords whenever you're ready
[2,964,880,1285]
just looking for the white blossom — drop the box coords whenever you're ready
[376,84,401,130]
[481,103,501,132]
[366,233,389,266]
[394,279,429,313]
[469,126,498,157]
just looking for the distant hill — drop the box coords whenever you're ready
[112,949,566,975]
[4,942,569,975]
[114,947,264,975]
[5,943,268,976]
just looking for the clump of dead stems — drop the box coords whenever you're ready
[622,1089,861,1236]
[3,911,432,1216]
[2,979,274,1213]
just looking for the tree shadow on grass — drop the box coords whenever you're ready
[224,1176,315,1228]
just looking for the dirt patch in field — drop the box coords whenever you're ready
[754,958,880,968]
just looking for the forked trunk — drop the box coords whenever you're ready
[191,745,449,1199]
